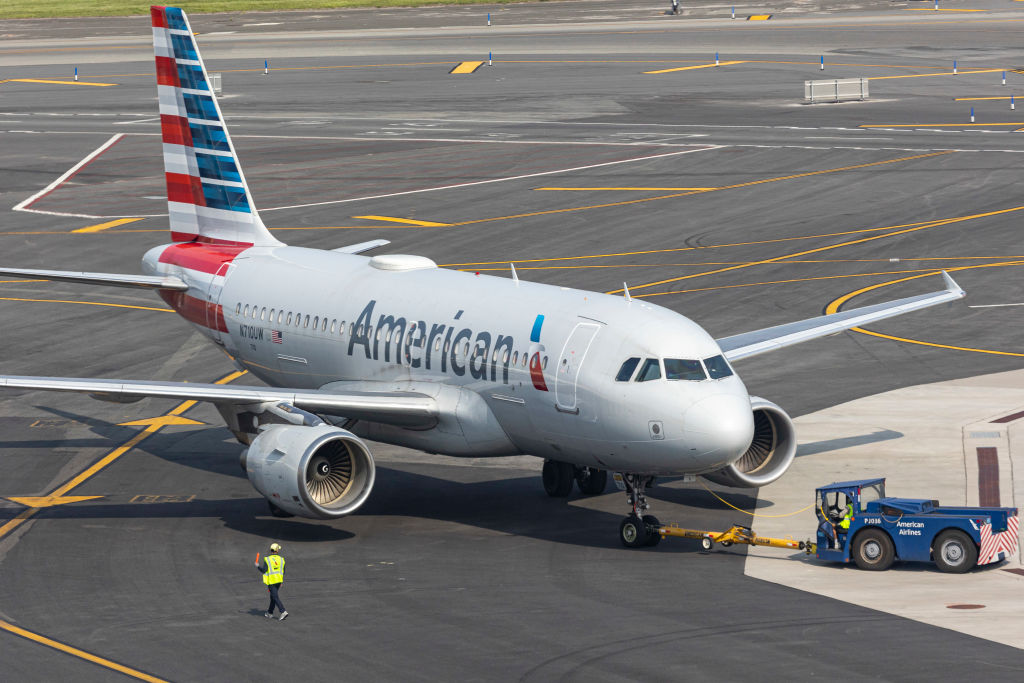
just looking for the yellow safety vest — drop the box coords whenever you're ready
[263,554,285,585]
[838,504,853,531]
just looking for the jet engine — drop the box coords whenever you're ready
[701,397,796,488]
[242,424,375,519]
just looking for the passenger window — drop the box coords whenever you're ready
[313,316,319,330]
[322,318,327,332]
[502,350,509,363]
[665,359,706,381]
[277,311,284,324]
[542,356,548,370]
[615,357,641,382]
[330,319,336,334]
[704,355,733,380]
[513,351,519,365]
[260,307,267,321]
[303,315,309,328]
[243,305,249,317]
[236,303,241,314]
[286,313,293,325]
[635,358,662,382]
[434,338,441,351]
[269,308,275,320]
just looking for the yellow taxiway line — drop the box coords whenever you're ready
[0,619,168,683]
[71,218,144,233]
[861,122,1024,128]
[0,78,116,86]
[644,61,746,74]
[0,297,172,313]
[904,7,986,11]
[535,187,717,192]
[954,96,1015,101]
[868,68,1004,81]
[354,215,451,227]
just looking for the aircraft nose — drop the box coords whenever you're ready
[683,394,754,458]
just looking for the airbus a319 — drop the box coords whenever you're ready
[0,6,965,546]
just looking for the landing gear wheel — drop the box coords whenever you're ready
[701,537,713,551]
[852,528,895,571]
[642,515,661,547]
[933,530,978,574]
[542,460,573,497]
[574,467,608,495]
[620,515,649,548]
[268,501,293,518]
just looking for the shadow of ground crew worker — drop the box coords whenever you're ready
[255,542,288,621]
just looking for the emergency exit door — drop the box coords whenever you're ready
[555,323,600,413]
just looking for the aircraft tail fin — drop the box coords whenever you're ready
[151,6,281,247]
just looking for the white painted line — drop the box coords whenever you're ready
[968,303,1024,308]
[260,146,721,213]
[118,117,160,125]
[13,133,124,215]
[805,136,894,141]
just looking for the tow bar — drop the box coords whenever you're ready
[659,523,816,553]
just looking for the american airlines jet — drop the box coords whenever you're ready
[0,6,964,547]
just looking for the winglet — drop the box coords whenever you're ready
[941,270,966,297]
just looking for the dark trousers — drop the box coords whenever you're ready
[266,583,285,614]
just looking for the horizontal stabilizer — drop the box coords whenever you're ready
[0,375,438,429]
[717,271,965,361]
[333,239,390,254]
[0,267,189,291]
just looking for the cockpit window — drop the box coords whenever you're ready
[635,358,661,382]
[703,355,733,379]
[615,357,641,382]
[664,359,706,381]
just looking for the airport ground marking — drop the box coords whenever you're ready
[613,200,1024,295]
[0,369,246,541]
[353,215,451,227]
[463,257,1022,273]
[13,133,124,216]
[0,618,168,683]
[862,122,1024,128]
[868,69,1004,81]
[954,97,1015,101]
[747,15,773,20]
[118,415,205,428]
[0,297,173,313]
[644,61,746,74]
[450,61,484,74]
[0,78,116,87]
[825,261,1024,357]
[535,187,717,191]
[904,7,986,11]
[72,217,143,233]
[449,150,954,230]
[5,495,103,508]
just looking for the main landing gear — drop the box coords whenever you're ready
[618,473,661,548]
[542,460,608,497]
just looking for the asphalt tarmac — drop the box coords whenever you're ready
[2,1,1024,680]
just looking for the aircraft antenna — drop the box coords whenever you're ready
[623,282,632,302]
[510,263,519,285]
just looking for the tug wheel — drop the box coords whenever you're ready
[933,530,977,574]
[852,528,895,571]
[701,537,713,551]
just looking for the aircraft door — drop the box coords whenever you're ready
[206,262,232,344]
[555,322,600,413]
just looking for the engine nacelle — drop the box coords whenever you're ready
[701,397,796,488]
[242,424,375,519]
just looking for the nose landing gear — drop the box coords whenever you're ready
[618,473,661,548]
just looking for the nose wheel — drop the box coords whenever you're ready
[618,473,661,548]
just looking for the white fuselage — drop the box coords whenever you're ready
[144,244,756,476]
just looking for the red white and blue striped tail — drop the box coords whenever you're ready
[151,6,281,247]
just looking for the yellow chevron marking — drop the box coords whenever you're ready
[6,495,104,508]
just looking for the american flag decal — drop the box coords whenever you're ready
[271,330,283,344]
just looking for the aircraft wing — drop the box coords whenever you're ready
[0,267,188,291]
[332,239,390,254]
[0,376,437,428]
[716,271,965,362]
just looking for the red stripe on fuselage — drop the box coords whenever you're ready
[159,241,248,275]
[159,290,227,333]
[151,6,168,28]
[165,172,205,206]
[161,114,193,147]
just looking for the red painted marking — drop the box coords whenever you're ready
[529,352,548,392]
[1003,568,1024,577]
[160,114,192,147]
[169,231,255,247]
[159,290,228,333]
[151,6,168,28]
[165,172,205,207]
[159,242,247,275]
[977,447,1000,507]
[991,410,1024,424]
[155,55,180,88]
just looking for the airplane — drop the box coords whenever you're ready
[0,6,965,547]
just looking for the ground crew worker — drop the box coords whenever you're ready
[836,502,854,546]
[255,542,288,621]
